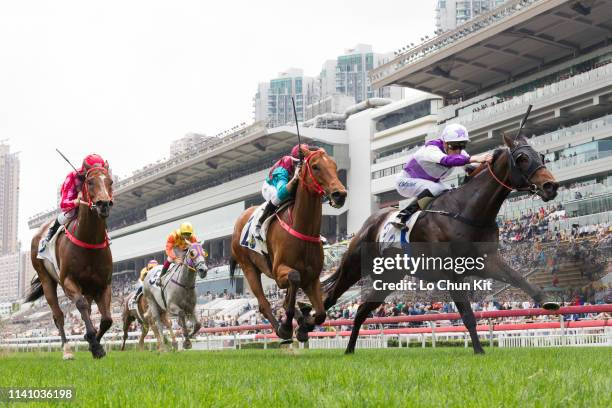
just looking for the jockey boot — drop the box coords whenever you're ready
[255,201,278,239]
[156,264,170,287]
[392,198,419,228]
[135,285,143,300]
[39,219,61,253]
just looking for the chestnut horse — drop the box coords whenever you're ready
[323,133,560,354]
[230,147,347,341]
[26,165,113,359]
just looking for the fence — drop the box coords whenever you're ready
[2,305,610,352]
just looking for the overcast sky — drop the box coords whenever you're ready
[0,0,436,244]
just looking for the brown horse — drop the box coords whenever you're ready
[120,292,178,351]
[230,147,347,341]
[323,133,560,354]
[26,165,113,359]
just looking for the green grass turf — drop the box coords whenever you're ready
[0,347,610,407]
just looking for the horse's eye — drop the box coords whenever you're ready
[190,250,196,257]
[312,165,320,171]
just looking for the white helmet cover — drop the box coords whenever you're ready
[441,123,470,143]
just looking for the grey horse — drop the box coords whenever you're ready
[143,242,208,351]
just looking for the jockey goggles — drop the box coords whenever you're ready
[447,142,467,151]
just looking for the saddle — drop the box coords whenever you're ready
[240,201,292,255]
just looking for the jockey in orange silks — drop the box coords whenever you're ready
[39,154,108,253]
[254,143,310,238]
[156,222,199,285]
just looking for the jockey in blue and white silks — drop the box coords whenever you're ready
[254,144,308,238]
[393,123,492,225]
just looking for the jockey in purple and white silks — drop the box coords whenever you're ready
[393,123,492,226]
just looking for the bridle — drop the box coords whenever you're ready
[486,145,545,194]
[299,149,326,196]
[81,166,114,210]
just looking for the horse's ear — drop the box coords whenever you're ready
[502,132,516,149]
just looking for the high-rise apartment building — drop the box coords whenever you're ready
[436,0,508,32]
[0,142,19,255]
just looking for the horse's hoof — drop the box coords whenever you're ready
[474,348,485,355]
[63,352,74,361]
[91,345,106,359]
[344,348,355,355]
[279,339,293,345]
[296,328,309,343]
[276,325,293,340]
[172,341,179,350]
[183,340,192,350]
[542,302,560,311]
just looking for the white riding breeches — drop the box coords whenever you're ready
[395,170,447,198]
[261,181,281,206]
[57,209,77,225]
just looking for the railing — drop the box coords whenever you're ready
[370,0,541,86]
[3,305,609,351]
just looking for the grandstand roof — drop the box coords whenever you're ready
[371,0,612,98]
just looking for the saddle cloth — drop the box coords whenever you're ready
[36,225,65,283]
[377,210,422,253]
[239,201,291,256]
[127,291,144,321]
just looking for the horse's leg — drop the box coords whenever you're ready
[62,277,105,359]
[189,313,201,338]
[147,302,169,352]
[277,265,300,340]
[95,285,113,344]
[345,296,386,355]
[241,262,281,335]
[297,280,327,342]
[486,255,559,310]
[145,309,164,352]
[163,314,178,350]
[121,312,134,351]
[178,311,191,349]
[139,321,149,351]
[449,289,484,354]
[40,276,73,360]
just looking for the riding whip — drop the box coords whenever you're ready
[516,104,533,138]
[291,96,304,164]
[55,148,79,172]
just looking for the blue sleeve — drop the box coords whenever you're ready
[271,167,291,201]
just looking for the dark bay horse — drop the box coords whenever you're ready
[26,165,113,359]
[230,147,347,341]
[323,133,560,354]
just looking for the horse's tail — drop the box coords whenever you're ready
[24,276,44,303]
[229,257,237,287]
[321,249,352,310]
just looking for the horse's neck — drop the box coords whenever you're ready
[75,208,107,243]
[455,154,512,226]
[176,263,195,284]
[291,182,322,236]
